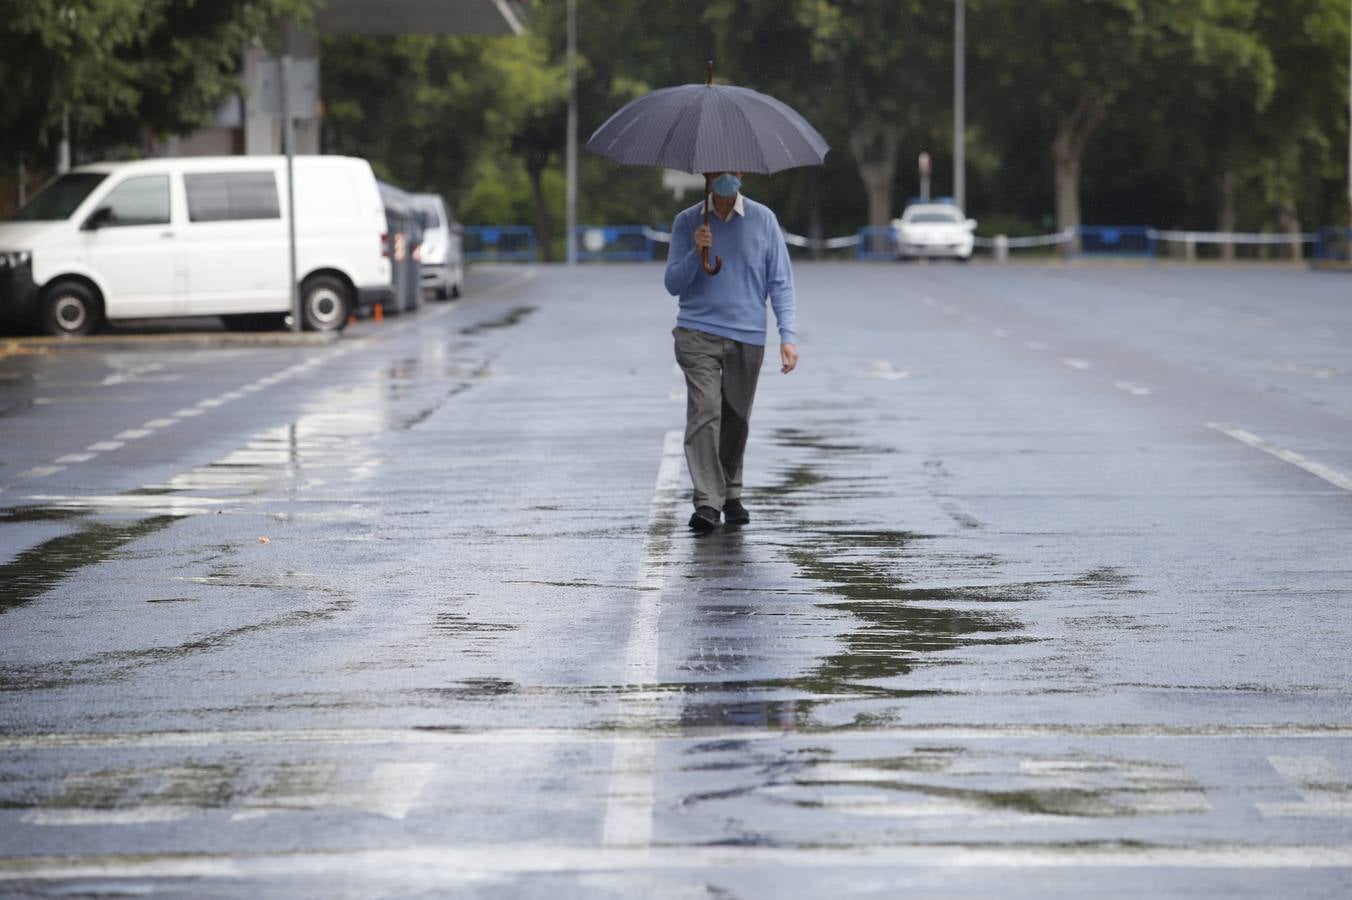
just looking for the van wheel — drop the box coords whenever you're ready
[301,275,351,332]
[40,280,104,337]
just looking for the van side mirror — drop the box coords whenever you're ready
[83,207,114,231]
[965,219,977,230]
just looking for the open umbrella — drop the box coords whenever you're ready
[585,62,829,275]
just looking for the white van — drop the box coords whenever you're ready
[0,156,392,336]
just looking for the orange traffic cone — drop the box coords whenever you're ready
[373,303,384,323]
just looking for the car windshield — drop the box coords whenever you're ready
[14,173,109,221]
[908,210,961,224]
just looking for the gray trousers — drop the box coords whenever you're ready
[673,326,765,510]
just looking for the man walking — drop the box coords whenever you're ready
[664,171,798,532]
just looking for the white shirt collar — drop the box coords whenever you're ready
[707,193,745,221]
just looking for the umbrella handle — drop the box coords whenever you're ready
[702,173,723,276]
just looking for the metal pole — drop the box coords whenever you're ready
[57,109,71,174]
[281,50,301,333]
[1347,0,1351,227]
[565,0,578,267]
[954,0,966,211]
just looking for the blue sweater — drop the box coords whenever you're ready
[663,196,796,347]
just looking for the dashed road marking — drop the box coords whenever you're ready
[1259,756,1352,818]
[86,441,124,452]
[1114,381,1152,397]
[1023,340,1049,351]
[868,361,911,381]
[115,429,154,440]
[54,453,96,465]
[144,418,176,429]
[173,408,205,418]
[992,329,1010,339]
[1208,422,1352,492]
[1061,357,1092,371]
[20,466,65,479]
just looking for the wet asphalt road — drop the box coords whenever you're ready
[1,262,1350,897]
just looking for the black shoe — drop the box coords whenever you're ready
[688,506,721,532]
[723,498,750,525]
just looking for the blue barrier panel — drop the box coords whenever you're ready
[464,225,537,262]
[1077,226,1154,257]
[855,226,897,261]
[577,225,655,262]
[1314,227,1352,261]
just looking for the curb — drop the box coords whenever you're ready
[0,330,339,359]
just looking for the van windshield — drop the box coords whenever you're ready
[14,173,109,221]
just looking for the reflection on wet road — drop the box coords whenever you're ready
[1,264,1351,897]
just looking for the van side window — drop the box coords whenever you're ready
[97,175,170,227]
[185,172,281,222]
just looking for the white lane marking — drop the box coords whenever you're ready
[173,408,204,418]
[21,494,222,515]
[1023,340,1048,351]
[868,361,911,381]
[21,466,65,479]
[222,390,246,400]
[1114,381,1152,397]
[86,441,125,452]
[992,328,1010,339]
[54,453,96,465]
[1259,756,1352,817]
[602,429,684,850]
[23,806,192,827]
[6,844,1352,881]
[115,429,154,440]
[1208,422,1352,492]
[5,724,1352,752]
[1061,357,1092,371]
[358,763,440,820]
[144,418,177,429]
[197,397,225,409]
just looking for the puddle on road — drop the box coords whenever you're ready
[0,516,178,615]
[459,305,537,336]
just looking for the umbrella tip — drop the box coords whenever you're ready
[707,60,713,87]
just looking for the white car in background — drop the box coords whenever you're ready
[411,193,464,300]
[891,203,977,261]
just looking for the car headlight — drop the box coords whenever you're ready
[0,250,32,268]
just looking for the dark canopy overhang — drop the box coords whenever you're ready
[316,0,526,35]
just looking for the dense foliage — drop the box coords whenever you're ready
[0,0,315,168]
[2,0,1348,244]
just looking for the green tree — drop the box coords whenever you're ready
[0,0,315,168]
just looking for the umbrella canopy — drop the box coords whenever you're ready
[585,79,829,175]
[585,64,829,275]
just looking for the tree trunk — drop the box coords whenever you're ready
[1049,95,1107,255]
[1052,131,1082,240]
[1276,194,1302,261]
[527,161,553,263]
[1218,168,1236,261]
[849,121,900,254]
[808,168,823,260]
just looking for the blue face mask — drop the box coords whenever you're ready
[711,173,742,198]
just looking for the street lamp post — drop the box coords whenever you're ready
[565,0,578,267]
[954,0,965,211]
